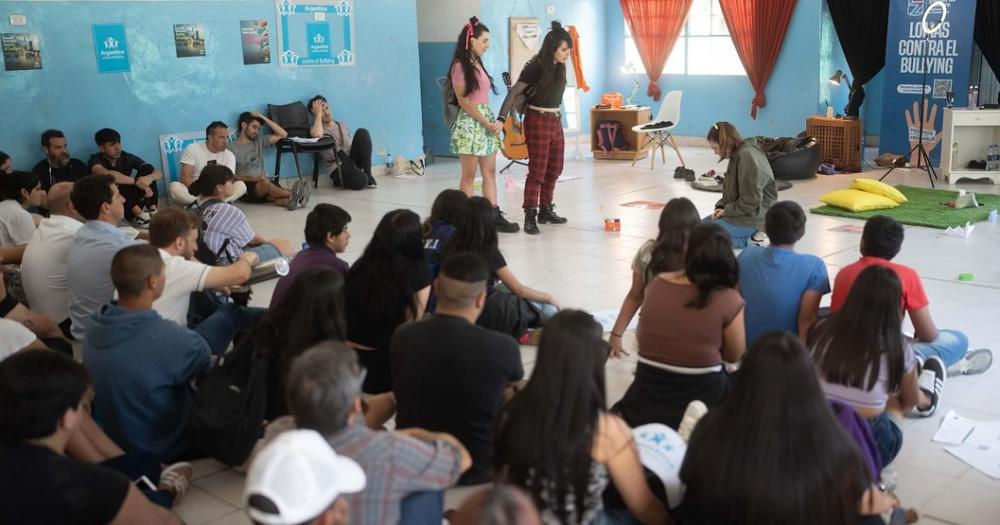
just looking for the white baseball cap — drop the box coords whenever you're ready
[244,430,366,525]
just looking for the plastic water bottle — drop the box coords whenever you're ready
[952,142,959,170]
[987,145,996,171]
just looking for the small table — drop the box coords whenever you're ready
[806,116,863,172]
[591,107,651,160]
[941,108,1000,184]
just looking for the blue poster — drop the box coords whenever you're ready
[92,23,130,74]
[307,22,331,59]
[879,0,977,166]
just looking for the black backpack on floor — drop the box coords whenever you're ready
[189,342,269,466]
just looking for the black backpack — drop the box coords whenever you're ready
[189,342,269,466]
[190,199,232,265]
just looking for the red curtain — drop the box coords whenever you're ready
[718,0,798,118]
[620,0,694,101]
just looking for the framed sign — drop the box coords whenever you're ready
[275,0,355,67]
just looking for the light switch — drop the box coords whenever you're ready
[9,14,27,26]
[546,5,555,15]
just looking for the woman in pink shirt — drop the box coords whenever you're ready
[447,17,519,233]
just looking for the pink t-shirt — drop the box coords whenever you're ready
[450,61,490,105]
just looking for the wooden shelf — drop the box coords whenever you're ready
[591,107,651,161]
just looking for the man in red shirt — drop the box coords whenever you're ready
[832,216,992,414]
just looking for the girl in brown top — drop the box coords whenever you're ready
[614,223,746,429]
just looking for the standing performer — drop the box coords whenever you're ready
[497,21,573,235]
[448,17,519,233]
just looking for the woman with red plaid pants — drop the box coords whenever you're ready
[497,21,573,235]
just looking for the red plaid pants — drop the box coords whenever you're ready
[523,109,564,209]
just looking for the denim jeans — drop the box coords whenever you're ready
[702,215,756,248]
[868,412,903,467]
[399,490,443,525]
[192,301,266,356]
[911,329,969,368]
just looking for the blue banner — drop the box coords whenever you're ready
[92,23,130,74]
[307,22,331,59]
[879,0,976,166]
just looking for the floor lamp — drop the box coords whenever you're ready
[880,0,949,189]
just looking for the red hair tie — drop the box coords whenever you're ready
[464,22,475,49]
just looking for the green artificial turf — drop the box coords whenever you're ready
[810,185,1000,229]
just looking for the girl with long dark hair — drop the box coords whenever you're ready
[497,21,573,235]
[443,196,558,338]
[494,310,668,525]
[705,121,778,248]
[0,171,44,245]
[609,197,699,357]
[448,17,519,233]
[614,223,745,429]
[345,209,431,393]
[680,332,897,524]
[423,189,469,314]
[809,265,923,467]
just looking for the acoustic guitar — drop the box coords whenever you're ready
[501,72,529,161]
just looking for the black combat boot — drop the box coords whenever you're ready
[537,203,568,224]
[523,207,540,235]
[496,208,520,233]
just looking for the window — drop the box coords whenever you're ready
[624,0,745,77]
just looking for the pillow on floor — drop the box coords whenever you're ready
[819,189,900,212]
[851,178,908,203]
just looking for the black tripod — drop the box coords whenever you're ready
[499,159,528,173]
[879,18,942,188]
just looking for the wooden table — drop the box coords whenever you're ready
[806,116,863,172]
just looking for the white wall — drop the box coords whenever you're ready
[417,0,480,42]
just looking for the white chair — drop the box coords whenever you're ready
[631,90,684,171]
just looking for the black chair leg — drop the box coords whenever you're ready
[272,148,283,185]
[313,152,321,188]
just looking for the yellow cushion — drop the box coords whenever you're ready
[850,178,908,203]
[819,189,900,212]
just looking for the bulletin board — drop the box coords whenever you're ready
[508,17,538,83]
[275,0,355,67]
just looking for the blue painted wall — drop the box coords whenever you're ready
[0,0,421,177]
[419,42,455,159]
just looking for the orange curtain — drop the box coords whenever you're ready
[718,0,798,119]
[619,0,694,101]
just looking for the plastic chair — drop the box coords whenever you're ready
[268,101,338,188]
[631,91,684,171]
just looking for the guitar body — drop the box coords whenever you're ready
[501,71,530,161]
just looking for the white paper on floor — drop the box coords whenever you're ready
[591,309,639,334]
[933,410,1000,479]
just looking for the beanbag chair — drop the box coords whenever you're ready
[754,136,822,181]
[850,178,908,204]
[819,189,899,212]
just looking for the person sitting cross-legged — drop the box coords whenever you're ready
[287,341,472,524]
[738,201,830,345]
[171,121,247,206]
[0,349,183,524]
[88,128,162,228]
[831,215,992,402]
[391,252,523,485]
[83,244,212,461]
[229,111,309,210]
[269,203,352,309]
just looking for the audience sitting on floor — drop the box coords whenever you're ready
[83,244,212,461]
[810,265,923,467]
[172,121,247,205]
[443,196,559,339]
[88,128,162,228]
[309,94,377,189]
[345,209,431,394]
[422,188,469,312]
[229,111,308,210]
[189,165,294,264]
[452,484,543,525]
[610,196,700,357]
[0,263,70,354]
[738,200,829,344]
[287,341,472,524]
[495,310,668,524]
[67,174,141,340]
[679,332,898,524]
[0,349,184,524]
[0,171,43,245]
[0,317,46,358]
[391,252,523,485]
[147,207,263,355]
[22,182,81,332]
[614,222,745,429]
[270,203,351,308]
[832,215,992,379]
[244,429,365,525]
[31,129,89,194]
[704,121,777,248]
[0,151,11,174]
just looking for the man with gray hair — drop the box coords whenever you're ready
[286,341,471,524]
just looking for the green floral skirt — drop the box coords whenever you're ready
[450,104,501,156]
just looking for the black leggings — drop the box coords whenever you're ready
[120,181,159,220]
[329,128,374,190]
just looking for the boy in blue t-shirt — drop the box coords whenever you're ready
[738,201,829,345]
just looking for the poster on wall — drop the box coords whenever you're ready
[92,24,130,74]
[241,19,271,65]
[879,0,977,166]
[275,0,355,67]
[174,24,206,58]
[1,32,42,71]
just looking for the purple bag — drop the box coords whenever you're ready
[830,399,882,481]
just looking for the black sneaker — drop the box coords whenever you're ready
[366,171,378,189]
[496,208,520,233]
[913,356,946,417]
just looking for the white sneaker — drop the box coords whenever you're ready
[750,231,768,246]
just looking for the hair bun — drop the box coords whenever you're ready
[550,20,563,30]
[469,16,479,25]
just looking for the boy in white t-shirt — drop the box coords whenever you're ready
[170,121,247,205]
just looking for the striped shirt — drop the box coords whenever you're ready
[195,200,254,263]
[327,421,463,524]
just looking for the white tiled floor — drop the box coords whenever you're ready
[178,146,1000,524]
